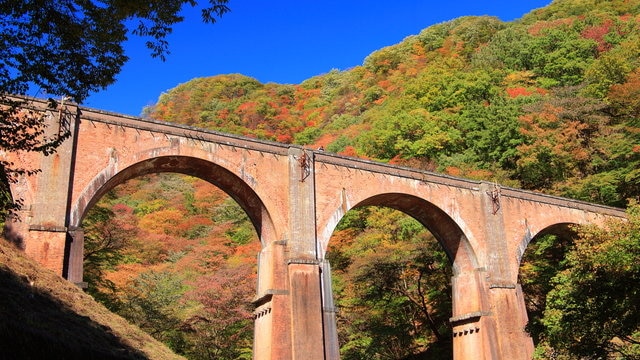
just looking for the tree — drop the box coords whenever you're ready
[329,207,453,359]
[1,0,230,219]
[516,86,609,194]
[536,202,640,359]
[519,234,574,345]
[118,270,192,352]
[1,0,230,101]
[524,19,598,87]
[183,263,255,360]
[83,203,138,307]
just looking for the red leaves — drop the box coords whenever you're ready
[581,19,614,53]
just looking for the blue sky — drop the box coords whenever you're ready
[83,1,552,116]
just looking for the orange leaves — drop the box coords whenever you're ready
[276,133,293,143]
[506,87,533,98]
[192,179,224,208]
[516,92,610,190]
[608,68,640,118]
[236,101,258,113]
[505,87,549,98]
[377,79,394,91]
[339,146,359,157]
[138,208,184,235]
[519,104,562,132]
[527,19,575,36]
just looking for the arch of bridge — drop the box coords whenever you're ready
[500,196,616,272]
[312,156,626,283]
[312,160,484,275]
[70,155,276,246]
[62,114,294,248]
[322,192,479,275]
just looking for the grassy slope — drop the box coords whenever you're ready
[0,238,184,360]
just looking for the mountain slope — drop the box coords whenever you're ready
[145,0,640,207]
[0,237,184,360]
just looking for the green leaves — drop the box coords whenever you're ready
[329,207,452,359]
[530,27,598,87]
[530,203,640,359]
[358,109,461,161]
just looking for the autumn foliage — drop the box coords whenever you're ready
[83,1,640,359]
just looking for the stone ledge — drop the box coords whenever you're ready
[287,258,320,265]
[449,311,489,325]
[252,289,289,306]
[489,282,516,289]
[29,225,67,232]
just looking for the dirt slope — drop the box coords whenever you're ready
[0,238,184,360]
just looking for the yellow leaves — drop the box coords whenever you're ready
[503,71,537,87]
[138,208,184,235]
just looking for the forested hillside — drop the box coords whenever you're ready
[84,174,258,359]
[83,1,640,359]
[147,0,640,208]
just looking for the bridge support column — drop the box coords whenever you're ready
[321,260,340,360]
[66,228,85,286]
[23,226,68,276]
[254,240,292,360]
[486,284,533,359]
[288,260,324,359]
[477,182,534,359]
[285,147,326,359]
[21,105,79,279]
[451,269,498,360]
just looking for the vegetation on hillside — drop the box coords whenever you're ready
[5,0,636,359]
[147,0,640,208]
[139,1,640,358]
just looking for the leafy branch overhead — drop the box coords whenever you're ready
[0,0,229,218]
[0,0,230,102]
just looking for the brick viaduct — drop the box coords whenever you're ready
[2,98,627,359]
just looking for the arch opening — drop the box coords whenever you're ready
[72,156,275,242]
[518,222,579,346]
[80,171,260,358]
[324,193,477,359]
[350,193,478,274]
[71,155,274,358]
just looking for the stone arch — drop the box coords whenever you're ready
[516,222,578,266]
[327,192,479,275]
[70,155,275,244]
[320,192,481,359]
[515,221,581,347]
